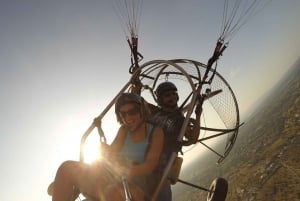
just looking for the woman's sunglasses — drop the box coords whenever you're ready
[119,107,140,118]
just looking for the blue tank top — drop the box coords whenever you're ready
[121,123,154,164]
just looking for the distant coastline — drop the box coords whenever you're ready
[245,56,300,121]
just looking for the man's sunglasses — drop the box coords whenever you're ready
[119,107,140,118]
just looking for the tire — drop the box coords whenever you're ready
[207,177,228,201]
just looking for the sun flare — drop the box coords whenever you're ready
[83,134,103,163]
[82,113,119,163]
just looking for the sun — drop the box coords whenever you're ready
[83,132,103,163]
[81,111,119,163]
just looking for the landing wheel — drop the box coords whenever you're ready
[207,177,228,201]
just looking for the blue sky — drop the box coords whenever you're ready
[0,1,299,201]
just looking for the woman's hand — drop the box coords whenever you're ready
[116,156,133,177]
[93,117,102,128]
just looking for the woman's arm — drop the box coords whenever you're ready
[108,126,127,153]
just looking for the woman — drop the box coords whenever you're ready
[51,93,164,201]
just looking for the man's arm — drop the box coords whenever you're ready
[130,74,143,95]
[183,103,202,145]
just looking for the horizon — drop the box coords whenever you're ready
[243,57,300,121]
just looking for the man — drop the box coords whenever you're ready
[132,81,202,201]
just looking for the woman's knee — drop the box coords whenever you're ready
[57,160,77,172]
[56,160,83,181]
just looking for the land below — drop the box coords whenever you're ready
[172,61,300,201]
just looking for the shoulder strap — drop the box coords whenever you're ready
[146,123,155,143]
[144,123,155,156]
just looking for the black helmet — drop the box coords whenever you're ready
[115,93,145,123]
[155,82,177,99]
[115,93,143,113]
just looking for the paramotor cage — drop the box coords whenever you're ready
[78,59,241,201]
[131,59,241,163]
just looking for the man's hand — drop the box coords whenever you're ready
[195,103,202,116]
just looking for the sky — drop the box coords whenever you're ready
[0,1,299,201]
